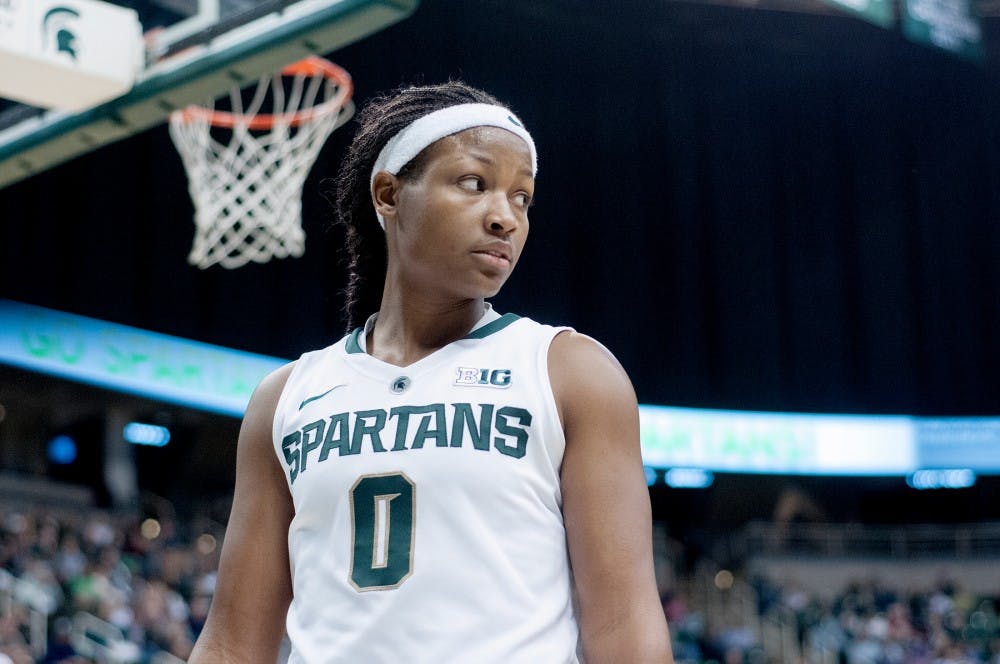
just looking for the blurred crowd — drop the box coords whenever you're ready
[0,504,220,663]
[762,576,1000,664]
[663,574,1000,664]
[4,502,1000,663]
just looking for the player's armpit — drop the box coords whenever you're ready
[549,332,674,664]
[188,362,297,664]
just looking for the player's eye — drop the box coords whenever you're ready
[513,192,532,209]
[457,176,484,192]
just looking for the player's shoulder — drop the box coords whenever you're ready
[248,361,297,413]
[547,331,637,428]
[273,332,354,388]
[498,312,615,371]
[495,311,574,341]
[256,333,356,411]
[549,330,624,373]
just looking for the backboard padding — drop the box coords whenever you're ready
[0,0,418,188]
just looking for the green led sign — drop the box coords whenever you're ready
[6,300,1000,475]
[821,0,895,28]
[0,299,285,416]
[902,0,983,61]
[639,405,917,475]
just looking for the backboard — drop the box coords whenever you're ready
[0,0,419,189]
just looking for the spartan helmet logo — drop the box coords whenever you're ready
[42,6,81,61]
[389,376,411,394]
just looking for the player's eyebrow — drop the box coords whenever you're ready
[467,152,534,179]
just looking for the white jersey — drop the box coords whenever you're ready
[271,308,581,663]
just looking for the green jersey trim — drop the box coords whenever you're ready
[344,312,520,354]
[464,313,521,340]
[346,327,365,354]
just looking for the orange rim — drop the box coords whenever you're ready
[174,56,353,130]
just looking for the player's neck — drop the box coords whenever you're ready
[368,288,486,367]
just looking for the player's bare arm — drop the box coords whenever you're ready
[551,331,674,663]
[188,363,296,664]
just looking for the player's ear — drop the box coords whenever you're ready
[372,171,401,222]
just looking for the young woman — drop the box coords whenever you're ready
[189,82,673,663]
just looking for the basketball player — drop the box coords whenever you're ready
[189,83,674,663]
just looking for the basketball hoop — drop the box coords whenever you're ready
[168,57,354,269]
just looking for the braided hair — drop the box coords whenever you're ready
[327,82,504,331]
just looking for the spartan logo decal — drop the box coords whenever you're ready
[454,367,511,388]
[42,6,80,61]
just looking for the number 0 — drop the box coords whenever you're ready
[349,472,415,591]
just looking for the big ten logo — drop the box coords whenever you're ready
[454,367,512,389]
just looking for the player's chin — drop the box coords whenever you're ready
[468,270,511,299]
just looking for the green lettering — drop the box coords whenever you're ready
[281,431,301,484]
[22,327,84,364]
[352,410,388,454]
[388,406,417,451]
[320,412,351,460]
[299,420,326,473]
[494,406,531,459]
[450,403,493,450]
[104,344,145,375]
[410,404,447,449]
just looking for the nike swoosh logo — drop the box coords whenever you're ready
[298,384,347,410]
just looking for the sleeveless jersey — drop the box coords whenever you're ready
[271,309,581,663]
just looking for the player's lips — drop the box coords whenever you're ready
[471,242,513,267]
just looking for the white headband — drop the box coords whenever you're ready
[370,103,537,229]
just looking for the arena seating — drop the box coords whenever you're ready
[4,502,1000,663]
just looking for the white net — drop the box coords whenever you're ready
[168,59,353,269]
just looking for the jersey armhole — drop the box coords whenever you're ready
[269,337,350,480]
[270,356,311,455]
[540,326,574,449]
